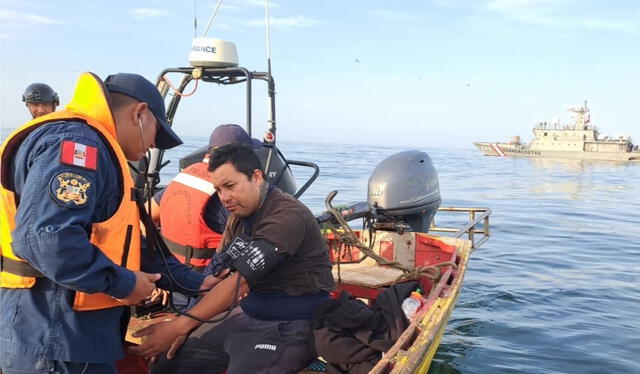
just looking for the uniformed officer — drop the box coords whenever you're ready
[22,82,59,118]
[0,72,217,373]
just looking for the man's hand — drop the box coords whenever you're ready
[200,268,230,294]
[166,334,188,360]
[129,316,195,359]
[118,271,161,305]
[147,333,189,363]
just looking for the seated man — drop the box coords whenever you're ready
[131,143,336,374]
[150,124,261,310]
[151,124,262,272]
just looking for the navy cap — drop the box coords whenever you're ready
[104,73,182,150]
[209,124,262,149]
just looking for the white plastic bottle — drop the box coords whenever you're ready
[401,289,423,319]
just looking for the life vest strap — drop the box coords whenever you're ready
[164,238,214,261]
[0,255,45,278]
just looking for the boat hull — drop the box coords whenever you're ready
[367,235,472,374]
[474,142,640,161]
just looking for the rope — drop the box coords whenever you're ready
[162,76,199,97]
[322,191,456,284]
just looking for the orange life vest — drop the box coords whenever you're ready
[159,161,222,270]
[0,72,141,311]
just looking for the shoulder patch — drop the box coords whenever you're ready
[60,140,98,170]
[49,172,93,209]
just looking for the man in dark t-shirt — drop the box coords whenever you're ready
[132,143,335,374]
[148,124,261,310]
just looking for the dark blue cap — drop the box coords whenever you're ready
[104,73,182,150]
[209,124,262,149]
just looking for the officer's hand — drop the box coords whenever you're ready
[200,269,230,294]
[149,287,170,306]
[119,271,161,305]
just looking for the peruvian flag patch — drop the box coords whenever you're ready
[60,140,98,171]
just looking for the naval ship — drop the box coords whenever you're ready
[474,101,640,161]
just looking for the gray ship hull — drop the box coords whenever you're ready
[474,142,640,162]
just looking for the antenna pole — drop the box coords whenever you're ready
[263,0,276,176]
[194,0,197,37]
[265,0,275,136]
[265,0,272,76]
[202,0,224,37]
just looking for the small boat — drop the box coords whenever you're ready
[474,100,640,161]
[118,37,492,374]
[320,220,483,374]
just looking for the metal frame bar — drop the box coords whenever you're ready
[157,67,258,134]
[137,66,271,192]
[132,65,318,198]
[429,207,492,250]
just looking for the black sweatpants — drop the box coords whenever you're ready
[150,307,314,374]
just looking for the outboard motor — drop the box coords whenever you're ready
[177,145,297,195]
[254,147,297,195]
[368,150,441,233]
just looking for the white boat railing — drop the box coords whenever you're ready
[430,207,492,251]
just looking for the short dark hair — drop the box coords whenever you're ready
[208,143,263,179]
[109,91,139,112]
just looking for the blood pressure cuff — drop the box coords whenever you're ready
[219,234,279,286]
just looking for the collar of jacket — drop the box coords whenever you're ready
[65,72,117,139]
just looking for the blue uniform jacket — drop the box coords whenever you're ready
[0,121,203,363]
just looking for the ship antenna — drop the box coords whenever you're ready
[193,0,197,37]
[265,0,275,136]
[202,0,224,37]
[265,0,273,76]
[263,0,277,177]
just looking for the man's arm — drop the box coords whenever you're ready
[149,188,164,226]
[141,237,205,293]
[130,272,249,358]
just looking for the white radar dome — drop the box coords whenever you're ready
[188,38,239,67]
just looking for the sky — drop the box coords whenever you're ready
[2,0,640,148]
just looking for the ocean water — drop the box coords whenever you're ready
[162,138,640,374]
[3,126,638,373]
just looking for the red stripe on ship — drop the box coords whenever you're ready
[489,143,506,157]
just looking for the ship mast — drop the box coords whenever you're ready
[569,100,589,130]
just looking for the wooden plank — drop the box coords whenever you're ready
[332,264,404,288]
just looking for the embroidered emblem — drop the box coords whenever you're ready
[50,172,92,208]
[60,140,98,170]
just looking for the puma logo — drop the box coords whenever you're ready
[254,344,277,351]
